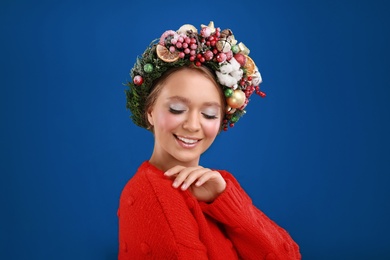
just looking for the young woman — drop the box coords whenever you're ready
[119,22,301,259]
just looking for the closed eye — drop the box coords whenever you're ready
[202,113,218,120]
[169,108,185,114]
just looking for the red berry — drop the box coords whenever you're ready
[199,57,205,63]
[204,50,214,60]
[195,61,201,66]
[133,75,143,86]
[226,50,233,61]
[216,53,227,63]
[189,56,195,61]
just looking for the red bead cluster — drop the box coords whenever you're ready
[189,28,221,67]
[238,76,266,103]
[195,28,234,66]
[160,27,238,67]
[257,88,266,98]
[244,80,266,98]
[222,119,231,131]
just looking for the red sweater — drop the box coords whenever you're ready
[118,161,300,259]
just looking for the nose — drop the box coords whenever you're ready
[183,111,201,132]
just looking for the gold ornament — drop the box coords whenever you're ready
[227,89,246,108]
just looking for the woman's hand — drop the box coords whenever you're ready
[164,165,226,203]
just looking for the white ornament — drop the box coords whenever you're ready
[177,24,198,34]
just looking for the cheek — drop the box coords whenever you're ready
[154,110,182,131]
[202,119,221,138]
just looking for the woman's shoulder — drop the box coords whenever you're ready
[120,161,173,197]
[119,161,198,234]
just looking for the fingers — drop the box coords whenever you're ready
[195,171,218,187]
[179,168,211,190]
[164,165,186,177]
[164,166,214,190]
[196,171,226,194]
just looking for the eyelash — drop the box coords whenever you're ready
[169,108,218,120]
[169,108,184,114]
[202,113,218,120]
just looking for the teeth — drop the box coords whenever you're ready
[177,136,198,144]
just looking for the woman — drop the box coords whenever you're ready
[119,22,301,259]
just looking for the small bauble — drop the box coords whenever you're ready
[224,88,233,97]
[227,89,246,108]
[133,75,143,86]
[143,63,153,73]
[231,45,239,54]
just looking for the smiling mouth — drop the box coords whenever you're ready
[174,134,201,145]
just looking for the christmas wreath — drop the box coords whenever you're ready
[125,21,265,131]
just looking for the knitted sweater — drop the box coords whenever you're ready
[118,161,301,259]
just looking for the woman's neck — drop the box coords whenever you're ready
[148,149,199,172]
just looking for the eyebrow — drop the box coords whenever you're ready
[167,96,221,107]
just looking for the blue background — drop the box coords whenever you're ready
[1,0,389,259]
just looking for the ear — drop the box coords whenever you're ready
[147,107,154,127]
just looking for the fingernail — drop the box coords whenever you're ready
[172,180,178,188]
[181,183,187,190]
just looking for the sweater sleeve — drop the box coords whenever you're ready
[200,171,301,260]
[118,167,209,260]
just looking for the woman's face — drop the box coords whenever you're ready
[147,68,222,170]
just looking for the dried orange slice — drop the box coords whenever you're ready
[156,44,180,63]
[244,55,256,76]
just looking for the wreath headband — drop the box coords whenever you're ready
[125,21,265,131]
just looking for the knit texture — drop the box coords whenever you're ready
[118,161,301,259]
